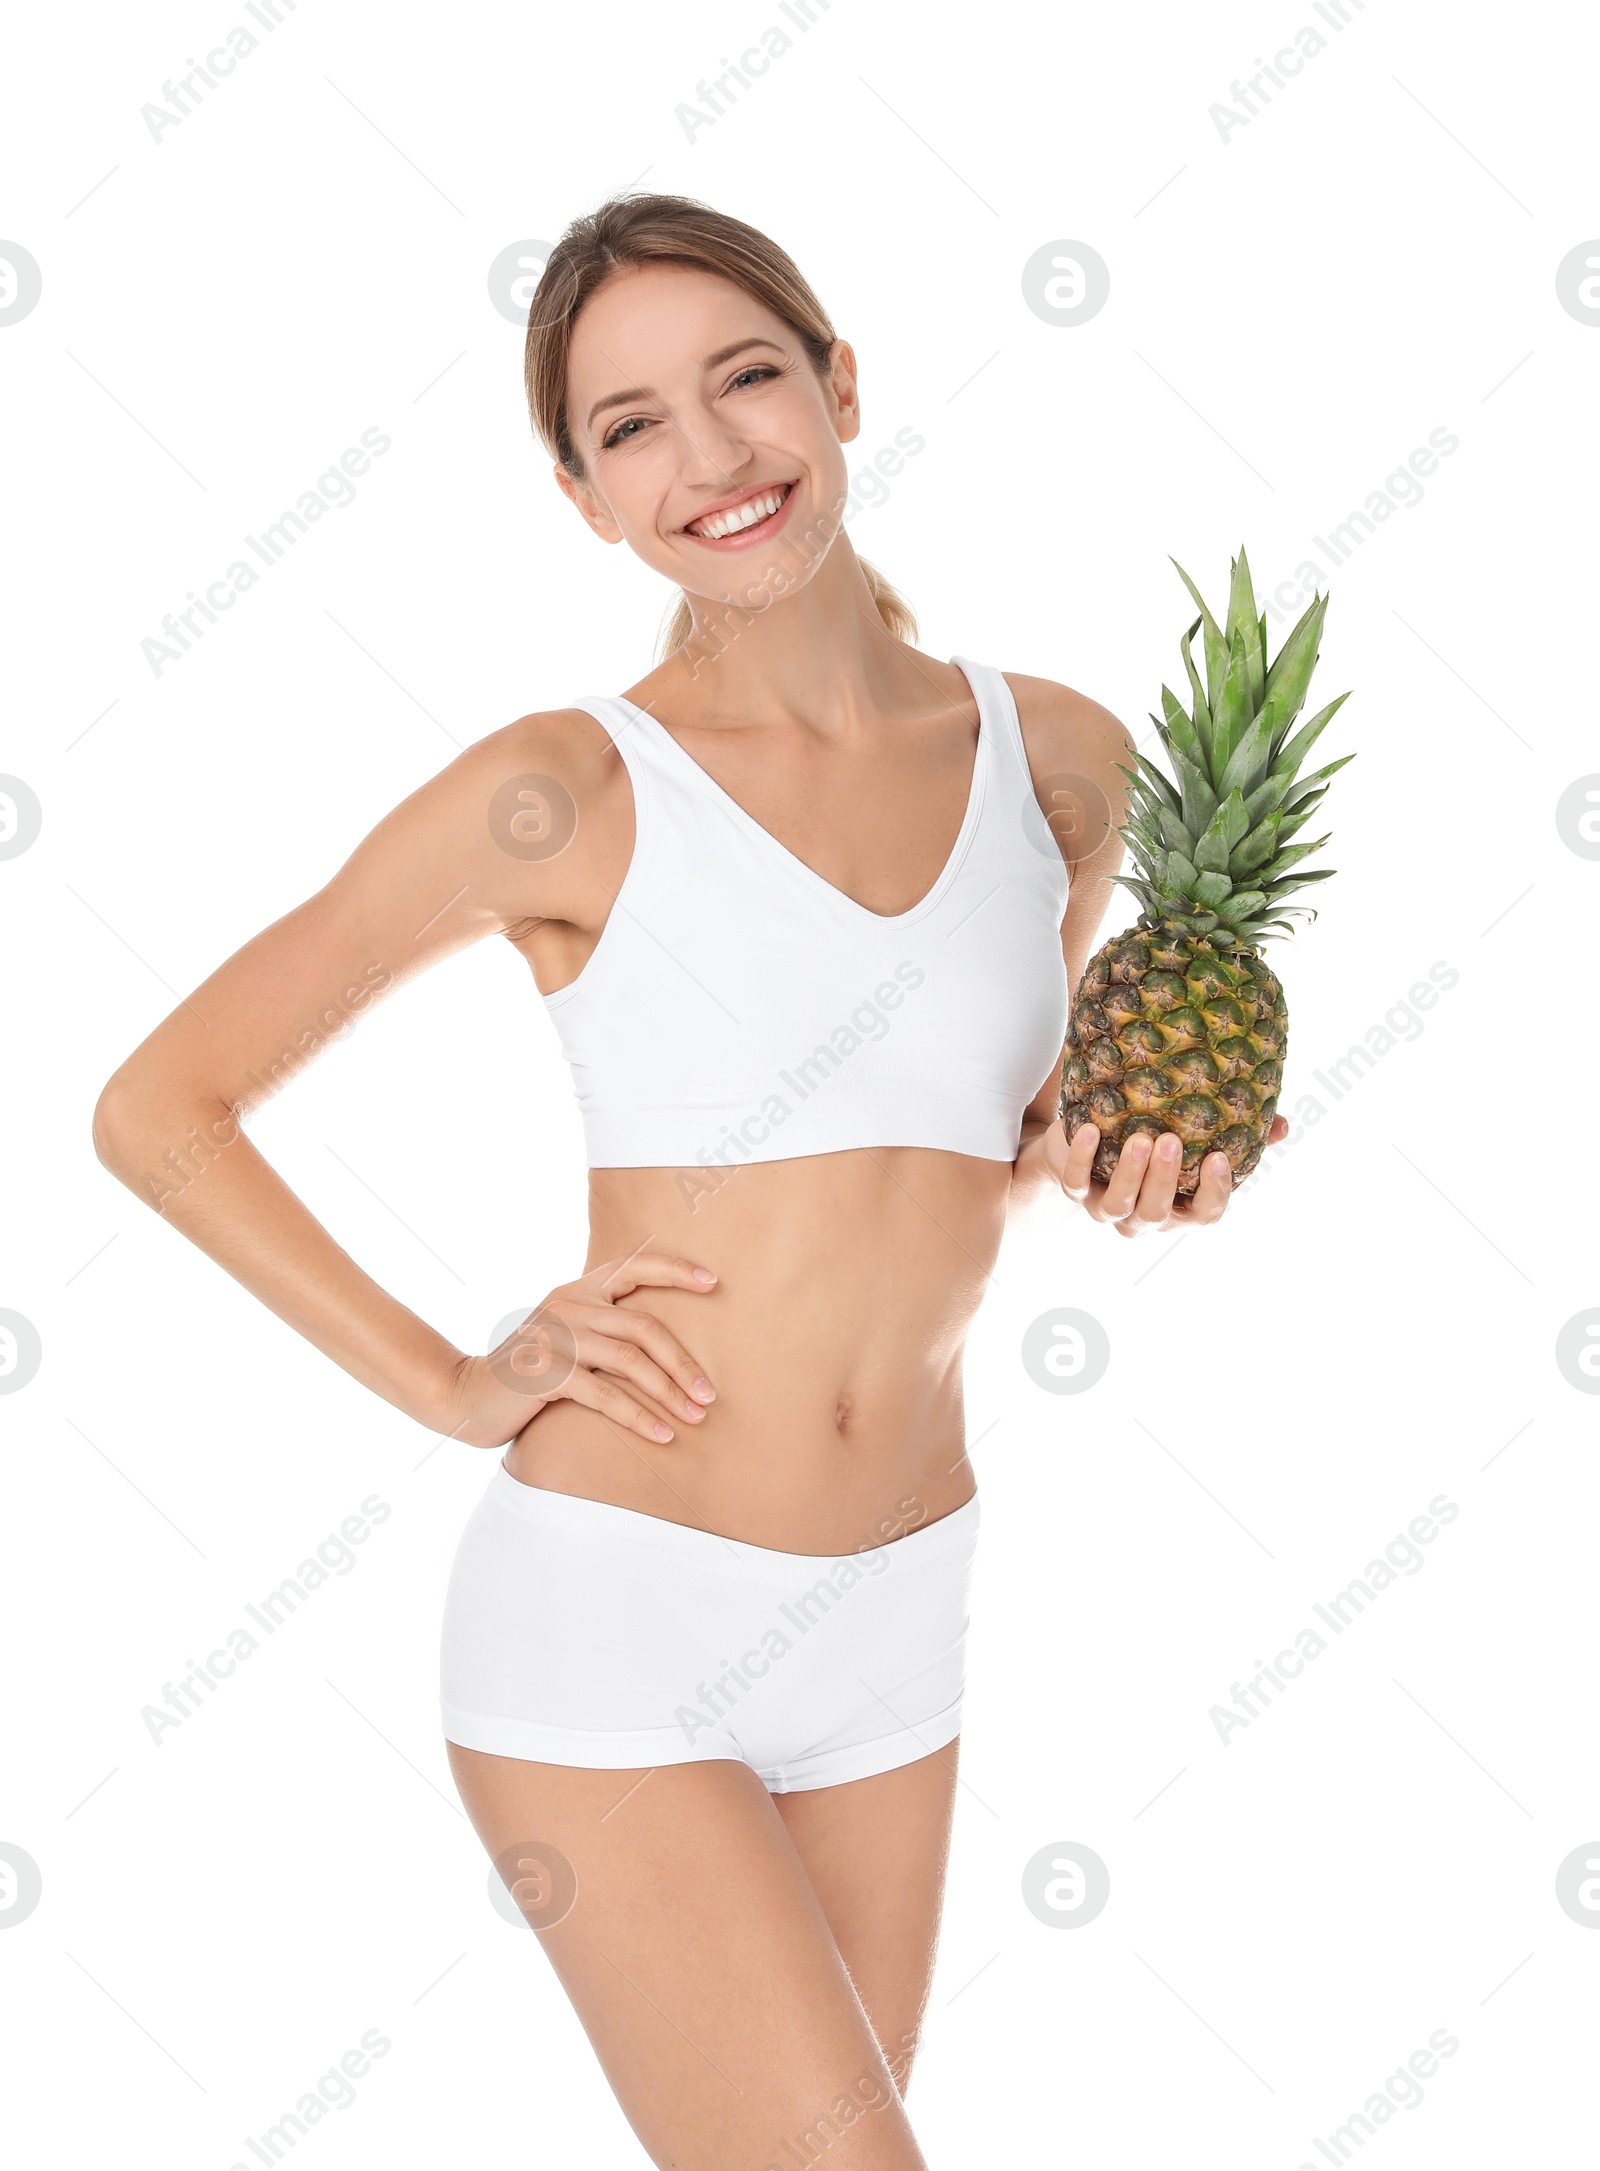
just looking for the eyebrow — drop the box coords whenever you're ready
[584,338,785,432]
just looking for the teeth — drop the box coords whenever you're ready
[690,485,787,539]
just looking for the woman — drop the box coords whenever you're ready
[94,193,1283,2168]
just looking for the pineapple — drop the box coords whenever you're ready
[1060,548,1353,1196]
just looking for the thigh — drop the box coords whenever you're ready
[447,1743,930,2170]
[773,1742,961,2096]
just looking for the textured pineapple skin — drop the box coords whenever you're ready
[1059,921,1286,1195]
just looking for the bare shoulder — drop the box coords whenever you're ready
[999,671,1135,781]
[441,702,633,932]
[997,673,1136,894]
[312,702,629,951]
[441,702,630,868]
[458,702,623,803]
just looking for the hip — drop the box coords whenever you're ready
[440,1461,982,1789]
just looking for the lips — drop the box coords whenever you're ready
[681,480,796,541]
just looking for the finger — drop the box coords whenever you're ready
[577,1302,716,1406]
[1128,1129,1182,1228]
[1095,1131,1155,1223]
[1179,1149,1234,1225]
[592,1251,719,1300]
[1267,1113,1289,1144]
[577,1328,712,1424]
[1055,1122,1098,1205]
[562,1365,682,1444]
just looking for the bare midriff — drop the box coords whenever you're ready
[501,1146,1010,1554]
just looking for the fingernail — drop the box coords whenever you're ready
[693,1378,715,1401]
[1129,1134,1152,1157]
[692,1268,716,1285]
[1158,1135,1180,1161]
[653,1423,673,1441]
[683,1401,704,1420]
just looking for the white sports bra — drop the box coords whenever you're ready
[542,656,1072,1172]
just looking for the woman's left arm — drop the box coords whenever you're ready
[1003,673,1287,1238]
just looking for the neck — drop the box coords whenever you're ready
[660,528,909,726]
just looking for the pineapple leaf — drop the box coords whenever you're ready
[1216,887,1267,923]
[1275,791,1328,844]
[1210,628,1254,777]
[1171,751,1217,837]
[1225,548,1265,712]
[1159,806,1192,854]
[1108,872,1161,915]
[1171,559,1228,716]
[1194,786,1249,871]
[1218,705,1278,801]
[1259,598,1328,752]
[1269,687,1348,784]
[1229,809,1282,875]
[1164,848,1200,893]
[1262,868,1336,898]
[1120,755,1189,807]
[1160,684,1205,770]
[1263,591,1323,701]
[1118,754,1182,813]
[1282,749,1356,808]
[1192,869,1234,908]
[1241,767,1297,827]
[1257,834,1332,881]
[1179,617,1213,759]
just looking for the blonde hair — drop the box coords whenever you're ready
[523,191,917,664]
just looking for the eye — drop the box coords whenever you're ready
[601,415,649,450]
[599,365,778,450]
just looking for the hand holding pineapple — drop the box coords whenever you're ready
[1054,548,1351,1231]
[1047,1108,1285,1233]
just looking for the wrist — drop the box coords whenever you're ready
[406,1342,475,1438]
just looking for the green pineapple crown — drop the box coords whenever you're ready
[1113,547,1354,948]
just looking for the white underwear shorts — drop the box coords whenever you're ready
[439,1466,980,1794]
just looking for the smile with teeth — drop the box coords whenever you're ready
[684,482,793,540]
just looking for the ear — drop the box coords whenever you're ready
[824,338,863,448]
[552,459,623,545]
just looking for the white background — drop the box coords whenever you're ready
[3,1,1597,2164]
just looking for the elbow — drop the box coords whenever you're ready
[93,1065,246,1193]
[92,1071,141,1176]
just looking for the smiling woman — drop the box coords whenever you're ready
[523,193,918,669]
[93,187,1274,2170]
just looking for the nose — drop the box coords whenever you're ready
[669,400,756,495]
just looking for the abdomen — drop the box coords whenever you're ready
[502,1148,1007,1551]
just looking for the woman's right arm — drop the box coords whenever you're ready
[90,710,717,1448]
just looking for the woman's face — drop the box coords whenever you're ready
[555,261,861,618]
